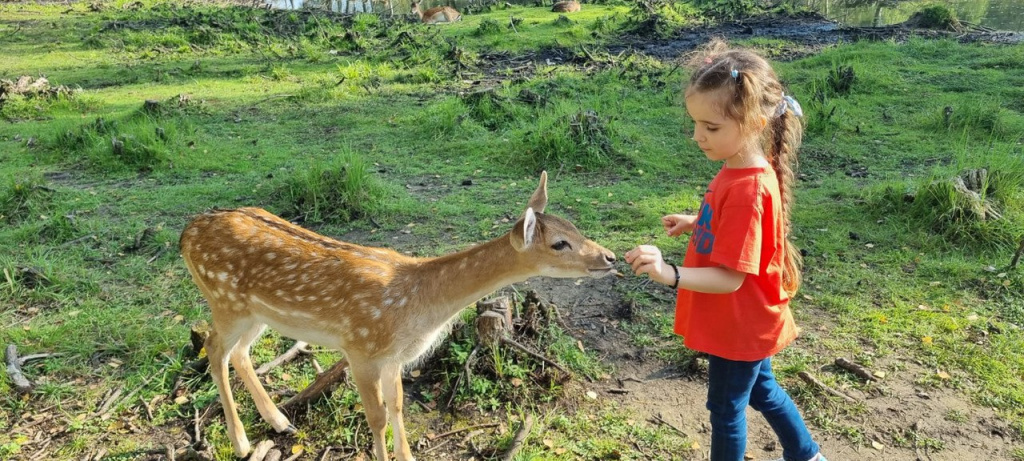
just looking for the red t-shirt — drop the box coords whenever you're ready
[674,165,797,361]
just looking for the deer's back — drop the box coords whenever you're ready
[180,208,417,352]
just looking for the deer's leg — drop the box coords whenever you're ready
[350,361,390,461]
[382,363,415,461]
[227,323,295,433]
[205,315,253,458]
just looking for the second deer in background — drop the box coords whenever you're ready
[412,0,461,23]
[552,0,581,12]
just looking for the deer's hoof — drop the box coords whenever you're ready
[282,424,298,434]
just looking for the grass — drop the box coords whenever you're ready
[2,0,1024,459]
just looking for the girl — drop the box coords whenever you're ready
[624,41,827,461]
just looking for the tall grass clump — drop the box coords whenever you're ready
[866,149,1024,249]
[622,0,698,38]
[272,150,390,225]
[931,99,1023,141]
[0,175,50,225]
[50,115,176,173]
[803,61,855,136]
[517,104,626,171]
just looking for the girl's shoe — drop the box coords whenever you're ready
[769,455,827,461]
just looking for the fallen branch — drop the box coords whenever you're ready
[500,337,570,376]
[446,344,479,410]
[1011,234,1024,269]
[281,358,349,412]
[427,422,500,441]
[651,412,687,437]
[797,371,857,404]
[256,341,309,376]
[834,357,877,382]
[5,344,35,393]
[500,414,534,461]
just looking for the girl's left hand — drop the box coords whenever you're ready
[624,245,674,286]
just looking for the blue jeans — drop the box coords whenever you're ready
[706,355,820,461]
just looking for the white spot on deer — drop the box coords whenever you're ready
[371,308,382,319]
[459,259,467,270]
[217,272,228,282]
[227,292,238,301]
[265,252,277,261]
[358,328,369,338]
[307,296,318,301]
[198,265,207,277]
[186,227,199,237]
[397,297,408,308]
[284,263,298,271]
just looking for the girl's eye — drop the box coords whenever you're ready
[551,241,572,251]
[707,128,719,132]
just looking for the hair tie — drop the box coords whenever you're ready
[730,69,739,80]
[776,94,803,118]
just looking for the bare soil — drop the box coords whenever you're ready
[520,275,1020,460]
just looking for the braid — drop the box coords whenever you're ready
[769,110,803,296]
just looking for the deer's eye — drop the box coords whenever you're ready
[551,240,572,251]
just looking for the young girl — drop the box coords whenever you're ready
[624,41,827,461]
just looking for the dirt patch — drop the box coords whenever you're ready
[503,275,1022,460]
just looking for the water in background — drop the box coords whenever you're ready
[269,0,1024,32]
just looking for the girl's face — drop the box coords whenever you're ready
[685,90,759,167]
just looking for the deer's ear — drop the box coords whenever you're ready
[527,171,548,214]
[511,207,538,251]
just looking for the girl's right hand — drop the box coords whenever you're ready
[662,214,697,237]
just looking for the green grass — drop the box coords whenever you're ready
[2,1,1024,458]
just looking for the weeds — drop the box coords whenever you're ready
[272,149,389,225]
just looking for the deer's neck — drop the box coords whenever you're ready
[393,234,526,325]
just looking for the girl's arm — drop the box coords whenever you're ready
[624,245,745,294]
[662,214,697,237]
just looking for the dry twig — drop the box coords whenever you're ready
[256,340,310,375]
[500,337,570,375]
[500,414,535,461]
[834,357,878,382]
[798,371,857,403]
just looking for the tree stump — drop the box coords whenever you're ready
[476,297,512,348]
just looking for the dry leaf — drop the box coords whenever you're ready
[937,370,951,380]
[871,441,885,451]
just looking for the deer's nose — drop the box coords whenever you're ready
[603,251,616,264]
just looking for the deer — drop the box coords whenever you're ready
[411,0,461,23]
[551,0,581,12]
[179,171,617,460]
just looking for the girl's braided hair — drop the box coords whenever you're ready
[686,39,804,296]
